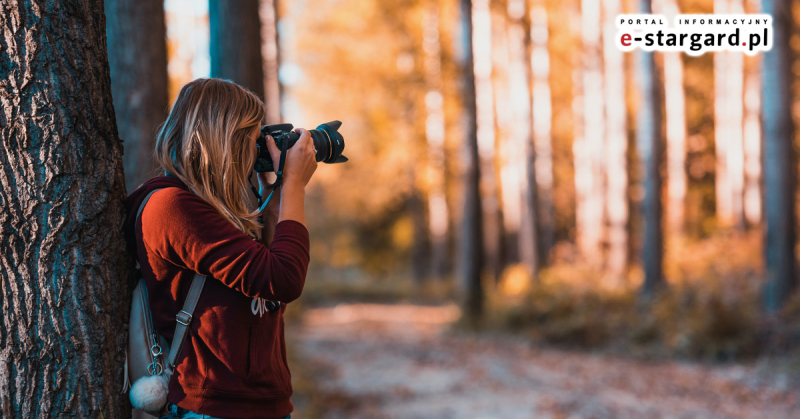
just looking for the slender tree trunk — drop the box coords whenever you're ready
[260,0,282,124]
[470,0,502,282]
[653,0,687,236]
[636,0,664,296]
[507,0,538,277]
[423,0,451,279]
[761,0,796,312]
[459,0,484,323]
[576,0,605,264]
[713,0,746,229]
[661,0,687,235]
[0,1,131,417]
[105,0,169,194]
[743,0,763,226]
[492,9,515,268]
[210,0,265,99]
[602,0,628,281]
[743,48,762,227]
[530,0,554,268]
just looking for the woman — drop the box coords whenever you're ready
[123,78,317,419]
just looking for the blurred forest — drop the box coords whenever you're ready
[112,0,800,363]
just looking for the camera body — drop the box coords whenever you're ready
[255,121,347,172]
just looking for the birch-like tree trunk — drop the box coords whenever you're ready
[472,0,503,281]
[105,0,169,193]
[530,0,554,268]
[0,1,131,417]
[636,0,664,296]
[576,0,605,264]
[743,0,762,226]
[210,0,265,98]
[506,0,538,276]
[761,0,796,312]
[423,1,451,279]
[260,0,282,124]
[459,0,485,322]
[714,0,746,229]
[493,9,516,267]
[602,0,628,280]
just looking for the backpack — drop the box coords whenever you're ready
[121,188,207,417]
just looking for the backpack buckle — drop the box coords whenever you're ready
[176,310,193,326]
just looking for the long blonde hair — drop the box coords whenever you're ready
[154,78,265,239]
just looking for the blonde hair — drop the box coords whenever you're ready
[154,78,266,239]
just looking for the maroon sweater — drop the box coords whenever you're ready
[124,176,309,419]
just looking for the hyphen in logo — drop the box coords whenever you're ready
[617,14,772,56]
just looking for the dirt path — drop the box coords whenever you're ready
[291,303,800,419]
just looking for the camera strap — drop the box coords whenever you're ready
[250,137,290,214]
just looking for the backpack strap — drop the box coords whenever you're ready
[166,272,205,378]
[135,187,207,381]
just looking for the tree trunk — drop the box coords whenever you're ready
[105,0,169,193]
[210,0,265,99]
[0,1,131,418]
[636,0,664,296]
[761,0,796,312]
[260,0,282,124]
[506,0,538,277]
[602,0,628,281]
[743,49,762,226]
[530,0,554,268]
[713,0,746,229]
[576,0,605,265]
[423,0,451,279]
[459,0,484,323]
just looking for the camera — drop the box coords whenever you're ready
[255,121,348,172]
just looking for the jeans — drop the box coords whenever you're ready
[159,402,291,419]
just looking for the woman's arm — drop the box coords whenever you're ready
[261,128,318,226]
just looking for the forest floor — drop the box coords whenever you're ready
[288,302,800,419]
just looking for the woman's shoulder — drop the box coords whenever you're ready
[142,187,219,228]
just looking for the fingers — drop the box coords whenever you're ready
[264,134,280,156]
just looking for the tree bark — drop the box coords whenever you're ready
[210,0,265,99]
[636,0,664,296]
[0,1,131,418]
[761,0,796,312]
[105,0,169,193]
[459,0,484,323]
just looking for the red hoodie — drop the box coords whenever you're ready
[123,176,309,419]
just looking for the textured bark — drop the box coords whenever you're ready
[761,0,796,312]
[210,0,265,99]
[105,0,169,193]
[0,1,131,418]
[636,0,664,296]
[459,0,484,323]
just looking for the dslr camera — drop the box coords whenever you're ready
[255,121,347,172]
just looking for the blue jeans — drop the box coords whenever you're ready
[159,402,291,419]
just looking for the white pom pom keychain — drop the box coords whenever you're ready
[130,374,169,414]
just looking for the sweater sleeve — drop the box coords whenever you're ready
[141,188,310,302]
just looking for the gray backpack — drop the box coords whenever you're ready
[121,188,207,417]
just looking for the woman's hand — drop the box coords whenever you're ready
[263,128,317,226]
